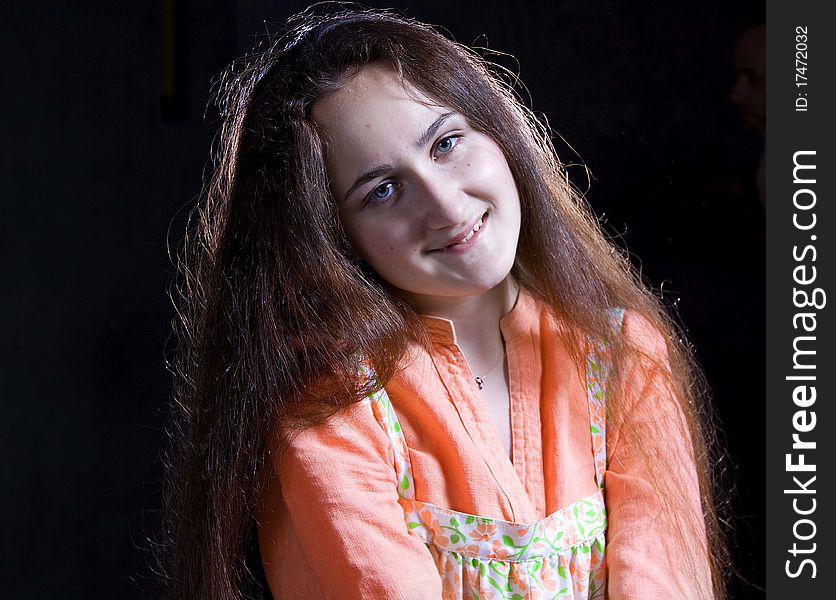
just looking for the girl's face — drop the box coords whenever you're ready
[313,64,521,311]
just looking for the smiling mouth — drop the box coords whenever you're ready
[432,212,488,252]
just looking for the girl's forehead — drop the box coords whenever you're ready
[311,65,453,152]
[314,65,446,124]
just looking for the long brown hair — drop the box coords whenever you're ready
[164,6,730,599]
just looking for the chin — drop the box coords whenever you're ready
[463,270,516,296]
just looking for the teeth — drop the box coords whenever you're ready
[443,216,484,249]
[459,217,483,244]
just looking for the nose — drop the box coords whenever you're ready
[413,168,467,230]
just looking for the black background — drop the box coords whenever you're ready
[1,1,764,597]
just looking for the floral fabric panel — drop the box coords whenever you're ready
[401,494,607,599]
[367,383,415,499]
[587,307,625,485]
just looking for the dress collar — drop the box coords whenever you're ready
[420,286,537,346]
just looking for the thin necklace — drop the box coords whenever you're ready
[474,347,507,391]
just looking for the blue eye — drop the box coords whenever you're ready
[366,182,397,206]
[434,135,461,156]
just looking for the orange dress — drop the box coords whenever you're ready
[258,288,710,598]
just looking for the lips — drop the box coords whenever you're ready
[431,212,488,252]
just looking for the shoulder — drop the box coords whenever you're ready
[275,399,392,477]
[606,309,682,430]
[618,309,671,366]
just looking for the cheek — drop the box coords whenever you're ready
[469,144,515,186]
[343,220,397,265]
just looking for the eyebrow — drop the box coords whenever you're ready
[415,112,454,147]
[342,112,456,203]
[343,164,394,203]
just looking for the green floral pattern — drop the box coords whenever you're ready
[367,309,624,599]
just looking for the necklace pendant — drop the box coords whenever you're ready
[475,376,484,390]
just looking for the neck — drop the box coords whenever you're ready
[407,277,518,327]
[406,277,519,367]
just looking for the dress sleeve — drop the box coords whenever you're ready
[604,311,714,600]
[258,399,442,599]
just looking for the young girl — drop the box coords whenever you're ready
[165,7,729,599]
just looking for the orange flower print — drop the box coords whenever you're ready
[508,563,527,592]
[440,579,455,600]
[439,558,462,599]
[468,521,497,541]
[589,545,604,568]
[489,538,510,560]
[527,586,542,600]
[421,511,450,546]
[397,437,409,460]
[573,561,590,591]
[370,401,383,422]
[539,561,558,592]
[400,498,424,515]
[441,557,457,576]
[478,588,496,600]
[462,544,480,555]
